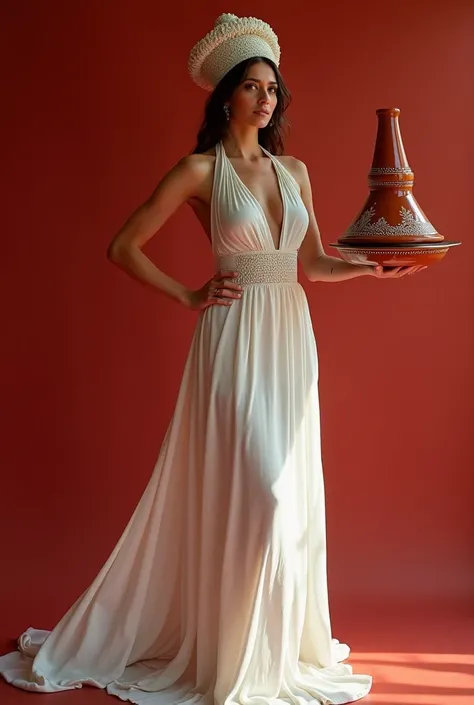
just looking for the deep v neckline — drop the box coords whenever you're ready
[220,141,286,251]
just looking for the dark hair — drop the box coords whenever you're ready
[191,57,291,156]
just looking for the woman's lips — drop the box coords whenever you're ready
[254,110,270,116]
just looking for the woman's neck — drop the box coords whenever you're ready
[222,127,262,161]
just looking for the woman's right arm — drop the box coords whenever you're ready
[107,155,241,309]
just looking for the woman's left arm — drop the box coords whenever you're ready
[294,159,425,282]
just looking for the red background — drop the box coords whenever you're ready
[1,0,473,646]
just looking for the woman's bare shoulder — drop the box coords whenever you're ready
[278,154,307,170]
[277,155,309,186]
[177,151,215,175]
[170,152,216,205]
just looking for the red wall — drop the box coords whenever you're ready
[1,1,473,643]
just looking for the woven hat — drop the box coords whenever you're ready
[188,13,281,91]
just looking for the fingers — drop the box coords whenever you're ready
[215,280,242,292]
[206,271,243,307]
[214,278,243,293]
[390,266,410,277]
[216,287,242,299]
[214,270,239,281]
[213,272,242,291]
[402,265,427,276]
[211,271,242,304]
[377,264,428,278]
[210,285,242,305]
[206,287,232,306]
[209,293,233,306]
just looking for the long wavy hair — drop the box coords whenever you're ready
[191,57,291,156]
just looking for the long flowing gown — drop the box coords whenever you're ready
[0,141,372,704]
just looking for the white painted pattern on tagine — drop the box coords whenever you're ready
[346,205,437,237]
[342,248,448,255]
[368,180,414,188]
[369,166,413,175]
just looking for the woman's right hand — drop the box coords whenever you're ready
[186,270,243,310]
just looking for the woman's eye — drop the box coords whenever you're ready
[243,83,277,94]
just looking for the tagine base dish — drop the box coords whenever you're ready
[330,241,461,268]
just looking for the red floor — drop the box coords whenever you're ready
[1,600,473,705]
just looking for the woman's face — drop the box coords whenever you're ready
[228,61,278,128]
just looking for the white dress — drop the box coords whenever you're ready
[0,141,372,705]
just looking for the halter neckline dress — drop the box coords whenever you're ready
[0,140,372,705]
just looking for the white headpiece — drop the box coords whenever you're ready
[188,13,281,91]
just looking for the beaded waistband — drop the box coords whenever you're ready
[216,251,298,286]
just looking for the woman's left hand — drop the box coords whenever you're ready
[369,264,427,279]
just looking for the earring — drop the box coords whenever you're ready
[223,104,230,121]
[269,119,274,126]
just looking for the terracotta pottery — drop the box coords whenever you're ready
[330,108,461,267]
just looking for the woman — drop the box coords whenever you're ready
[0,13,424,705]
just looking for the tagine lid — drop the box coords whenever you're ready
[337,107,444,246]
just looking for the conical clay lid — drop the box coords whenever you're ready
[338,108,443,246]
